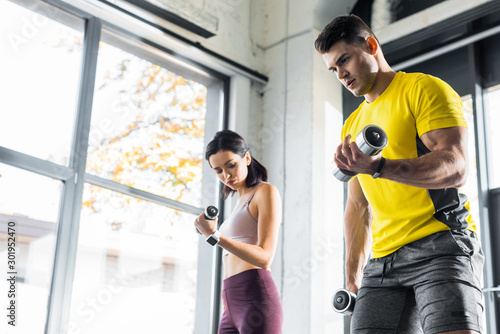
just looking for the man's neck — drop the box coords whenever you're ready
[365,69,397,103]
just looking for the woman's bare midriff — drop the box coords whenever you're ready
[222,253,261,279]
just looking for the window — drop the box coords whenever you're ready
[86,38,208,206]
[0,1,83,166]
[461,96,481,230]
[0,163,62,334]
[484,85,500,189]
[0,2,85,333]
[1,1,226,333]
[69,185,199,333]
[461,95,488,332]
[67,28,224,333]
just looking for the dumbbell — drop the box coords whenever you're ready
[204,205,219,220]
[196,206,219,234]
[332,124,388,182]
[332,288,356,315]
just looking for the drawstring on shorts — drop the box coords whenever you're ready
[380,253,395,284]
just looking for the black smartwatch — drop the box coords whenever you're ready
[206,230,221,246]
[372,157,386,179]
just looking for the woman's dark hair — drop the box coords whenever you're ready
[205,130,268,199]
[314,14,378,54]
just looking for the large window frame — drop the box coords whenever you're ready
[0,1,229,333]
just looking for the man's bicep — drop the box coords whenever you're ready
[419,126,468,153]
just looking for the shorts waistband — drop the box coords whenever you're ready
[223,269,272,290]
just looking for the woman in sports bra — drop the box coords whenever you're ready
[194,130,283,334]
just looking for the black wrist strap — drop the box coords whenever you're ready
[372,157,386,179]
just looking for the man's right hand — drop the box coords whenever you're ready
[346,281,360,295]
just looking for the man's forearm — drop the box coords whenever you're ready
[336,127,469,190]
[380,148,467,189]
[344,202,372,293]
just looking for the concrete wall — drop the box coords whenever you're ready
[233,1,346,333]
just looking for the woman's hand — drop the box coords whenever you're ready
[194,211,218,237]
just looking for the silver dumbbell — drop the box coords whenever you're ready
[332,124,388,182]
[196,206,219,234]
[332,288,357,315]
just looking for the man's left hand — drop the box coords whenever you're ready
[334,134,382,176]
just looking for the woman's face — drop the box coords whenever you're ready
[209,150,251,190]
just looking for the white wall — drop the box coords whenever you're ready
[242,1,346,333]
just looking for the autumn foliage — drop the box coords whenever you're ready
[84,43,207,213]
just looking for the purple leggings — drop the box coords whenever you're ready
[219,269,283,334]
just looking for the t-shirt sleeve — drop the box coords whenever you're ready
[409,75,468,137]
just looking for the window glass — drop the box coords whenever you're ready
[485,85,500,189]
[461,96,481,232]
[0,163,62,334]
[69,184,199,333]
[0,1,83,166]
[462,94,490,334]
[86,41,207,207]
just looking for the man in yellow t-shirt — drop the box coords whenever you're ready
[315,15,484,334]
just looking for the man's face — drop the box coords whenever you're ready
[322,39,378,98]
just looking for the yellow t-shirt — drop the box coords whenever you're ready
[342,71,477,258]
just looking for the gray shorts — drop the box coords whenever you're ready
[351,230,485,334]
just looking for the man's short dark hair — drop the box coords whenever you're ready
[314,14,378,54]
